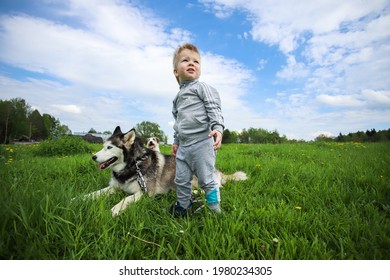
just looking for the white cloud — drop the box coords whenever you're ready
[203,0,388,51]
[51,104,82,114]
[0,14,180,96]
[276,55,308,80]
[202,52,254,97]
[257,58,267,71]
[1,0,389,141]
[316,94,366,108]
[0,0,262,141]
[362,89,390,106]
[200,1,235,18]
[316,89,390,109]
[200,0,390,139]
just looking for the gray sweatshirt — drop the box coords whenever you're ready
[172,79,224,146]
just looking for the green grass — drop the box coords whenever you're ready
[0,142,389,259]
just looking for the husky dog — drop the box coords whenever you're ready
[83,126,247,217]
[84,126,175,217]
[146,137,160,152]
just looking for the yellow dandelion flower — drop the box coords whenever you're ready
[295,206,302,210]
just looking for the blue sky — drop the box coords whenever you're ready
[0,0,389,141]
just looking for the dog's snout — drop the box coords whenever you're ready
[92,155,97,161]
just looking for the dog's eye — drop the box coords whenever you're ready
[107,146,112,149]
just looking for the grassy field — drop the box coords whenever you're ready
[0,141,389,260]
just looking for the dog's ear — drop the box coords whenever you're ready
[113,126,122,135]
[123,129,136,148]
[156,137,159,143]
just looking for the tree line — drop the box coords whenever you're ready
[222,128,289,144]
[87,121,169,144]
[315,129,390,143]
[1,98,389,145]
[224,127,390,144]
[0,98,71,144]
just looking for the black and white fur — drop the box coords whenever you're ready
[82,126,175,216]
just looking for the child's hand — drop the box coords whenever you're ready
[209,130,222,150]
[172,144,178,156]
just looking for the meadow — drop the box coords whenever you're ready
[0,139,389,260]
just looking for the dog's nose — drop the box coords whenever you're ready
[92,155,97,161]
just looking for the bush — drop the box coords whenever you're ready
[34,136,93,157]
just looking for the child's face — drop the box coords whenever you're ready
[174,49,201,83]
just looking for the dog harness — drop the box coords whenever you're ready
[135,159,147,193]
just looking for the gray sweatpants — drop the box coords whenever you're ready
[175,137,220,210]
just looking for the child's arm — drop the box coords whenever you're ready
[199,82,224,135]
[209,130,223,151]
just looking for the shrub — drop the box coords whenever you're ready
[34,136,93,157]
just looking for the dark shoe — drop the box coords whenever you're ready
[169,202,191,218]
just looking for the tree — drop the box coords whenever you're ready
[51,118,71,137]
[134,121,168,144]
[222,129,239,143]
[42,113,56,139]
[88,128,97,133]
[230,130,240,143]
[222,129,232,143]
[0,98,31,143]
[315,134,334,142]
[336,132,345,142]
[0,100,13,144]
[240,129,249,143]
[29,109,47,140]
[237,127,285,144]
[11,98,31,138]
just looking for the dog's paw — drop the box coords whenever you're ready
[111,205,121,217]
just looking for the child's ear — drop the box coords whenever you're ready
[173,69,180,84]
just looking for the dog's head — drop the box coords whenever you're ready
[92,126,139,171]
[146,137,159,151]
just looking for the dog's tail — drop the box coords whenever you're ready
[221,171,247,185]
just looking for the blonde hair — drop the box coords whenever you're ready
[172,43,200,69]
